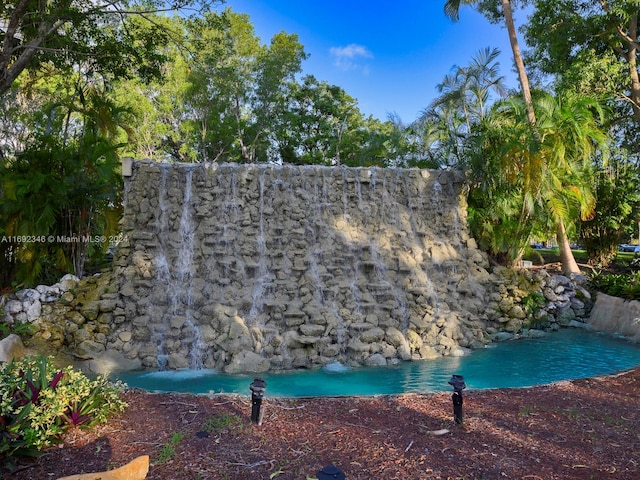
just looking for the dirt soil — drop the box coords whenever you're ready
[8,367,640,480]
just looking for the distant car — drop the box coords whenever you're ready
[619,244,640,253]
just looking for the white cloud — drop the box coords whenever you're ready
[329,43,373,73]
[330,44,374,59]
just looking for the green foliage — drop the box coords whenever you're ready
[0,130,123,287]
[0,321,35,341]
[415,47,507,168]
[203,412,244,434]
[156,431,185,464]
[588,270,640,301]
[522,292,549,328]
[524,0,640,151]
[466,91,608,269]
[522,292,546,316]
[0,0,214,97]
[111,10,416,165]
[0,356,127,472]
[580,161,640,267]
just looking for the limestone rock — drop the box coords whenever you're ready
[0,334,25,363]
[87,350,142,375]
[4,299,22,315]
[58,274,80,292]
[587,293,640,342]
[365,353,387,366]
[224,351,270,374]
[1,163,599,374]
[57,455,149,480]
[76,339,106,356]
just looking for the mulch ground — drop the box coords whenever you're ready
[8,367,640,480]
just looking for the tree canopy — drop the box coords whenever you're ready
[0,0,220,97]
[2,0,640,286]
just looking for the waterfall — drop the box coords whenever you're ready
[248,169,270,325]
[153,166,206,369]
[118,161,491,372]
[177,169,206,369]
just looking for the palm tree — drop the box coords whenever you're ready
[480,93,608,273]
[444,0,536,125]
[416,47,507,168]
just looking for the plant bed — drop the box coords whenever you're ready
[8,367,640,480]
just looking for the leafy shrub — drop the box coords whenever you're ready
[522,292,546,316]
[0,320,36,340]
[588,270,640,301]
[0,355,127,472]
[522,292,549,328]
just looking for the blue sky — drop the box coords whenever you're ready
[225,0,525,123]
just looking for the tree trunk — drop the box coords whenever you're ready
[556,218,581,274]
[501,0,536,125]
[625,11,640,124]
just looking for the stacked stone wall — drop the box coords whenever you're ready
[1,162,604,374]
[110,161,497,372]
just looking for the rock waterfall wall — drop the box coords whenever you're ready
[112,161,497,372]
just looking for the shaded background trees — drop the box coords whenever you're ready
[1,0,640,286]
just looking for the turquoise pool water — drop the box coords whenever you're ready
[115,328,640,397]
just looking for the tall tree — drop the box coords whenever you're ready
[524,0,640,149]
[444,0,536,124]
[0,0,214,97]
[417,47,507,168]
[471,92,609,272]
[278,75,361,165]
[182,10,307,162]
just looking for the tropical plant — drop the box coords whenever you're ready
[468,92,609,270]
[0,320,35,341]
[416,47,507,168]
[0,131,123,287]
[580,159,640,267]
[589,270,640,300]
[444,0,536,124]
[0,356,127,473]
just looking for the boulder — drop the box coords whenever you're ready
[364,353,387,366]
[86,350,142,375]
[0,334,25,363]
[224,351,270,374]
[57,455,149,480]
[58,274,80,292]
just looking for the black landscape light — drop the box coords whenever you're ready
[316,464,346,480]
[448,374,466,425]
[249,378,267,425]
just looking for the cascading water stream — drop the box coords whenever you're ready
[304,168,348,352]
[370,242,410,330]
[153,166,206,369]
[248,169,270,325]
[176,168,206,369]
[152,167,170,368]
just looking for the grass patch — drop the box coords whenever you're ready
[156,431,184,464]
[203,412,244,434]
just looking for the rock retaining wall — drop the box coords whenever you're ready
[111,162,498,372]
[0,162,599,374]
[587,293,640,342]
